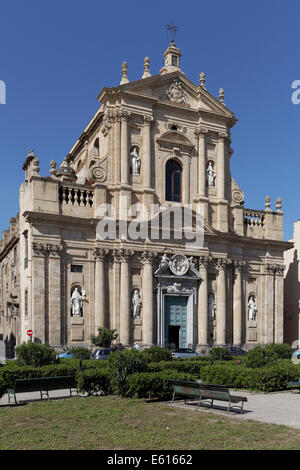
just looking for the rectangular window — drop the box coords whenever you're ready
[25,290,28,316]
[71,265,83,273]
[172,55,178,66]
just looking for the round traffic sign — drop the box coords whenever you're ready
[27,329,33,336]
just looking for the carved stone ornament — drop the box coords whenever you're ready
[165,79,188,105]
[231,176,245,204]
[169,253,189,276]
[88,155,108,183]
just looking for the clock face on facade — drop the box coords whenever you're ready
[169,253,189,276]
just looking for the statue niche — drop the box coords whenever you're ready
[70,286,86,317]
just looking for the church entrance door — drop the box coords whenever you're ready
[164,296,188,349]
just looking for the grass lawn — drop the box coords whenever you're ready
[0,395,300,450]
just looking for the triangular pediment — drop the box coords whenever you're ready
[100,71,235,119]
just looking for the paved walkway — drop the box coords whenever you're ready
[170,390,300,429]
[1,389,300,430]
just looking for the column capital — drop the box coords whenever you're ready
[195,126,208,138]
[143,114,153,125]
[198,255,211,269]
[233,260,246,272]
[275,264,285,276]
[215,257,230,270]
[218,131,228,142]
[140,250,156,264]
[120,249,134,262]
[121,110,131,121]
[93,247,108,261]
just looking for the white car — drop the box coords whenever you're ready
[171,348,205,359]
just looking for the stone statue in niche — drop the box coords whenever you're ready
[130,147,141,175]
[132,289,142,318]
[71,288,85,316]
[208,293,216,319]
[248,296,257,321]
[207,162,216,187]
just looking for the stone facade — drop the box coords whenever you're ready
[0,41,292,352]
[284,220,300,345]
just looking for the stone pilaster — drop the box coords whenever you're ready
[32,243,46,344]
[274,264,285,343]
[264,264,275,344]
[197,256,210,348]
[233,261,244,346]
[119,249,133,346]
[94,248,108,334]
[195,127,208,197]
[142,115,153,189]
[48,244,62,347]
[120,111,130,185]
[112,250,121,334]
[114,112,121,184]
[217,132,227,200]
[141,251,154,346]
[215,258,227,345]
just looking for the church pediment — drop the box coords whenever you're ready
[154,253,202,279]
[104,71,235,119]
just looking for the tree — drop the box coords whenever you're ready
[90,327,118,348]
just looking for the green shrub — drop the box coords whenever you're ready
[69,347,91,360]
[210,347,231,361]
[0,376,6,399]
[76,369,112,395]
[147,359,209,375]
[0,364,80,390]
[127,370,196,400]
[141,347,172,363]
[199,362,300,392]
[90,327,118,348]
[15,343,57,367]
[244,346,277,368]
[264,343,293,360]
[108,350,148,396]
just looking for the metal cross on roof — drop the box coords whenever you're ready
[166,22,179,43]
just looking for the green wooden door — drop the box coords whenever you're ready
[164,296,188,348]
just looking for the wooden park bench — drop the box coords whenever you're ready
[287,378,300,392]
[169,379,247,414]
[7,376,78,404]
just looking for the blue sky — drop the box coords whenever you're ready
[0,0,299,240]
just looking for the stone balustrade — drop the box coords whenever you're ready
[58,185,94,208]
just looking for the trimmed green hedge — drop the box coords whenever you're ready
[199,363,300,392]
[148,360,209,375]
[126,370,197,400]
[76,369,112,395]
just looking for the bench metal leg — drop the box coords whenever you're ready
[40,390,49,400]
[171,390,176,405]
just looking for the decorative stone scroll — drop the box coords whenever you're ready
[88,155,108,183]
[231,176,245,204]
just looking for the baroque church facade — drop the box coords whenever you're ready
[0,41,292,353]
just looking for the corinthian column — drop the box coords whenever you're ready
[216,258,227,345]
[217,132,227,200]
[141,251,154,346]
[198,256,209,348]
[120,111,130,185]
[195,127,208,197]
[94,248,107,333]
[143,115,153,189]
[233,261,244,346]
[275,265,284,343]
[119,250,133,346]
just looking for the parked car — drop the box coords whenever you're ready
[91,348,112,360]
[57,350,75,359]
[226,346,248,357]
[292,349,300,360]
[171,348,205,359]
